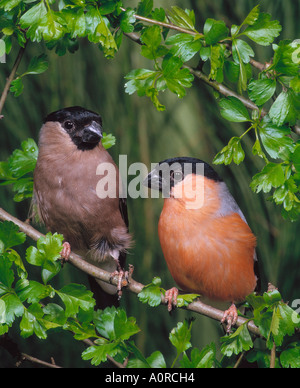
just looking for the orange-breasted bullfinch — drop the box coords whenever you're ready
[33,106,132,309]
[144,157,258,331]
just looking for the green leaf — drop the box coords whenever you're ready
[94,306,139,341]
[119,8,135,33]
[101,132,116,149]
[81,341,118,366]
[213,136,245,165]
[138,277,162,307]
[140,25,167,60]
[0,299,6,324]
[7,138,38,179]
[269,89,300,126]
[162,54,194,98]
[2,292,24,325]
[242,13,282,46]
[20,1,47,29]
[218,96,251,122]
[127,342,166,368]
[248,79,276,106]
[250,163,285,193]
[167,6,196,31]
[169,320,193,357]
[165,33,202,62]
[26,232,63,284]
[57,284,95,317]
[280,343,300,368]
[0,221,26,251]
[203,18,229,45]
[220,323,253,356]
[0,255,14,292]
[271,40,300,77]
[61,7,86,38]
[180,343,216,368]
[20,303,48,339]
[209,44,226,81]
[176,293,200,308]
[242,5,261,27]
[94,15,118,58]
[25,53,48,75]
[259,117,295,159]
[124,68,158,96]
[232,39,254,64]
[292,144,300,173]
[137,0,153,17]
[16,280,53,304]
[10,78,23,97]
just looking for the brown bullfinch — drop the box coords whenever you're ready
[144,157,258,331]
[33,106,132,309]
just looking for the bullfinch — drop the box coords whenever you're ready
[33,106,132,309]
[144,157,258,331]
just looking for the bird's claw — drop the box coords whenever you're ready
[165,287,179,312]
[110,268,130,300]
[221,303,238,333]
[60,242,71,266]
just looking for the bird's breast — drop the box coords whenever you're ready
[158,198,257,302]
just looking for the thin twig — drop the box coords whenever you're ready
[270,342,276,368]
[0,42,27,116]
[18,353,62,368]
[120,7,201,36]
[0,206,261,336]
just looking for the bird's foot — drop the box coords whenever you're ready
[165,287,179,312]
[221,303,238,333]
[60,242,71,266]
[110,268,129,300]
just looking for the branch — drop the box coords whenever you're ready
[0,42,27,116]
[184,65,267,116]
[0,207,261,336]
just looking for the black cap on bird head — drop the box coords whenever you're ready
[143,156,222,197]
[44,106,103,151]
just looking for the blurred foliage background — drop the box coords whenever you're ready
[0,0,299,367]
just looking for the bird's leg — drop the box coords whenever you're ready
[221,303,238,333]
[60,242,71,265]
[165,287,179,312]
[109,251,130,300]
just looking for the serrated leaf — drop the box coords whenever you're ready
[271,40,300,77]
[213,137,245,165]
[248,79,276,106]
[232,39,255,64]
[0,255,14,291]
[269,89,300,126]
[169,320,193,357]
[57,284,95,317]
[137,0,153,17]
[220,323,253,356]
[218,96,251,122]
[120,8,135,33]
[242,13,282,46]
[259,116,295,159]
[25,54,48,75]
[280,343,300,368]
[250,163,285,193]
[167,6,195,31]
[165,33,202,62]
[242,5,261,27]
[81,341,118,366]
[204,18,229,45]
[180,343,216,368]
[16,280,53,304]
[138,277,162,307]
[2,292,24,325]
[7,138,38,179]
[101,132,116,149]
[20,303,48,339]
[0,221,26,251]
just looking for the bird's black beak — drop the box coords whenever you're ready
[82,121,103,144]
[143,168,162,191]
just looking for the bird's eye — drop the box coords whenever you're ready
[63,120,75,131]
[172,171,183,181]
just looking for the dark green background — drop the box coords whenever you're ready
[0,0,299,367]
